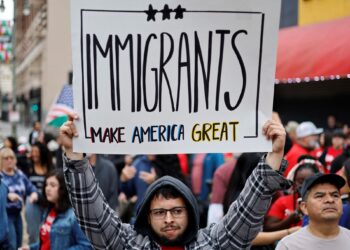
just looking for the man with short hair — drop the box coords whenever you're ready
[284,121,323,176]
[28,121,42,145]
[276,173,350,250]
[61,116,290,249]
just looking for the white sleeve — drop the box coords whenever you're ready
[207,203,224,225]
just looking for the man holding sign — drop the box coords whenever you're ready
[61,116,290,249]
[65,0,287,248]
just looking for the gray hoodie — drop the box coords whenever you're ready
[134,176,199,245]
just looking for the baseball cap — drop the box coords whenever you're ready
[296,121,323,138]
[300,173,345,200]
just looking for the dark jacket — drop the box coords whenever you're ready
[92,155,119,210]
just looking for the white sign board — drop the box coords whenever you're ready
[70,0,281,154]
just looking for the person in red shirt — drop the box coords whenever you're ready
[319,129,346,173]
[265,159,321,231]
[19,169,92,250]
[285,121,323,176]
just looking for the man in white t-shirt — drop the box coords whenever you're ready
[276,173,350,250]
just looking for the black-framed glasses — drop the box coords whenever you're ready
[149,206,187,220]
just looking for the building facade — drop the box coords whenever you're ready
[14,0,71,125]
[299,0,350,26]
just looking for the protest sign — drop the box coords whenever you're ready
[70,0,281,154]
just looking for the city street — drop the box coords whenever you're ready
[0,120,30,142]
[0,0,350,249]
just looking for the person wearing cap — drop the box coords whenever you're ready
[265,158,322,232]
[284,121,323,176]
[319,129,346,173]
[330,132,350,173]
[276,173,350,250]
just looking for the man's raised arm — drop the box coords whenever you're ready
[59,114,83,160]
[60,115,135,250]
[263,118,286,171]
[209,119,291,249]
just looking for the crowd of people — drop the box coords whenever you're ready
[0,114,349,249]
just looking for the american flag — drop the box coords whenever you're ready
[46,84,74,127]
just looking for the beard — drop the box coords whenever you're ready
[306,140,319,150]
[152,229,186,246]
[156,235,184,246]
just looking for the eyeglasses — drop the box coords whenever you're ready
[149,206,187,220]
[2,156,14,160]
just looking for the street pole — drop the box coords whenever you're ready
[11,0,17,138]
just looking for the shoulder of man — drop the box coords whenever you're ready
[276,227,307,249]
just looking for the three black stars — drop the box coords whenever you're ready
[145,4,186,22]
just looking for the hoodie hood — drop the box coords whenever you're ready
[134,175,199,245]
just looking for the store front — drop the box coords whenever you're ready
[274,16,350,126]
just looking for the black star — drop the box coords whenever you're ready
[160,4,172,20]
[145,4,158,22]
[174,5,186,19]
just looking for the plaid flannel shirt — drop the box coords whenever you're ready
[64,156,290,250]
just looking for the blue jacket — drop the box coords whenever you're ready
[199,153,225,201]
[0,178,9,243]
[30,208,92,250]
[120,155,152,213]
[0,170,37,214]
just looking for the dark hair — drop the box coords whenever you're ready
[323,131,333,148]
[343,158,350,186]
[332,129,345,139]
[293,161,320,182]
[42,168,71,213]
[342,158,350,205]
[33,121,40,127]
[42,132,56,146]
[31,142,53,170]
[297,154,316,163]
[152,185,182,200]
[223,153,262,214]
[151,155,188,186]
[5,136,18,153]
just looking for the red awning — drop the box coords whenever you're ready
[275,16,350,83]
